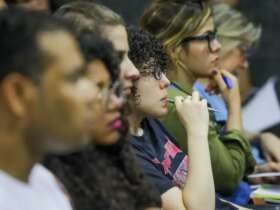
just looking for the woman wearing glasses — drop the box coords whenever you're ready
[196,4,280,187]
[141,0,255,198]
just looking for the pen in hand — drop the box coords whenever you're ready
[222,75,233,89]
[167,98,220,113]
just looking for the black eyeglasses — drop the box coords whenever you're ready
[140,70,166,80]
[181,29,218,53]
[140,63,167,80]
[97,81,125,109]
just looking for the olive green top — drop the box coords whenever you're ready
[162,81,255,195]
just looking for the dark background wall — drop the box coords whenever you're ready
[52,0,279,88]
[97,0,280,87]
[238,0,280,87]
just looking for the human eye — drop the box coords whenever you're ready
[116,51,125,61]
[67,65,88,82]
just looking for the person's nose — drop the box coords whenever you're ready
[211,38,221,53]
[241,59,249,70]
[160,74,170,89]
[124,58,140,80]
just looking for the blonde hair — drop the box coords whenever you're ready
[141,0,212,73]
[213,3,261,56]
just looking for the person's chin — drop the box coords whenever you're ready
[94,132,120,145]
[161,108,168,116]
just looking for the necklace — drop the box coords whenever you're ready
[132,128,144,137]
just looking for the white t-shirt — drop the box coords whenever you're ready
[0,164,72,210]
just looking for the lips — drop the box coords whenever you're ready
[160,96,168,106]
[160,96,167,102]
[109,117,123,130]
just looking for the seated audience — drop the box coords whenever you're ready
[141,0,255,196]
[44,2,162,210]
[128,26,250,210]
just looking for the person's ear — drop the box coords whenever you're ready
[1,73,37,118]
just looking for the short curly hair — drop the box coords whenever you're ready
[128,26,168,80]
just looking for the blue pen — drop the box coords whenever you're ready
[222,76,233,89]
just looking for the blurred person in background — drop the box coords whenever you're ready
[0,0,6,8]
[0,8,96,210]
[196,3,280,182]
[193,4,280,204]
[213,4,280,172]
[237,0,280,137]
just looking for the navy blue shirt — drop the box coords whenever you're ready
[130,118,238,210]
[131,118,188,194]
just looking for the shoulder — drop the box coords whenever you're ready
[30,164,72,210]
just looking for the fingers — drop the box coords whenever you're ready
[211,70,227,91]
[267,162,280,172]
[220,69,236,80]
[192,91,200,102]
[174,96,184,108]
[201,99,208,107]
[175,91,202,104]
[211,69,239,90]
[264,153,273,162]
[275,155,280,163]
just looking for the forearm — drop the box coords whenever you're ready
[208,129,255,194]
[226,100,243,131]
[182,129,215,210]
[243,130,260,142]
[210,139,245,194]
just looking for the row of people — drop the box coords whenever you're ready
[0,1,279,210]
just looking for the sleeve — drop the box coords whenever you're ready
[207,125,255,195]
[132,144,176,195]
[162,89,255,195]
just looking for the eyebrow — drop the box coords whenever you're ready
[76,64,87,75]
[67,63,87,79]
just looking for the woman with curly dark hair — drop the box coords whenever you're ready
[127,26,214,210]
[44,2,161,210]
